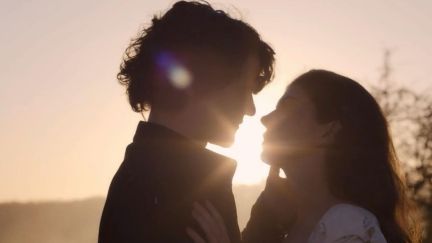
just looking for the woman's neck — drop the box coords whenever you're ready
[295,188,340,227]
[281,155,343,242]
[285,187,341,243]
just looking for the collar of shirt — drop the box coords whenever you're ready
[129,121,237,186]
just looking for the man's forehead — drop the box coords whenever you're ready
[243,55,262,91]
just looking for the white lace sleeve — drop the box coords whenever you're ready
[308,204,387,243]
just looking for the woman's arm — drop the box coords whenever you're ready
[242,167,296,243]
[187,167,296,243]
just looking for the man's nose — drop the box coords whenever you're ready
[245,96,256,116]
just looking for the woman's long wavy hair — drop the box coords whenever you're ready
[291,70,421,243]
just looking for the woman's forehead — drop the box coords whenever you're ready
[280,85,308,102]
[276,85,317,113]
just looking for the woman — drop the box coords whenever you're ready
[187,70,420,243]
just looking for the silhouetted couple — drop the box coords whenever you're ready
[98,1,419,243]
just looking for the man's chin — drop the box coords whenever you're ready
[208,134,235,148]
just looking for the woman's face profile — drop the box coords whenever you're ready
[261,84,331,165]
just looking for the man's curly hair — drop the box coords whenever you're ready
[117,1,275,112]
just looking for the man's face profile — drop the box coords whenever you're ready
[115,0,275,147]
[200,55,260,147]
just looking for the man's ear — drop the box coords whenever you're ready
[322,120,342,139]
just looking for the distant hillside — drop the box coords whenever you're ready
[0,184,263,243]
[0,197,105,243]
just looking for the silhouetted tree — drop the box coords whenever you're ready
[370,50,432,242]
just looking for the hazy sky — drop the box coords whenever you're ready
[1,0,431,202]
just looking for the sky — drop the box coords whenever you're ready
[0,0,431,202]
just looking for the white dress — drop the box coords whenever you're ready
[308,204,387,243]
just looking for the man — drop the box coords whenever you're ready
[98,1,274,242]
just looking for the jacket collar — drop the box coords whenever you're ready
[131,121,237,181]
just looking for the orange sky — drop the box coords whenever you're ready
[1,0,431,202]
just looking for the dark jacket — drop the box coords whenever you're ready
[98,122,241,243]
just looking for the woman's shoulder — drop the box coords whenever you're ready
[322,203,378,226]
[309,203,387,243]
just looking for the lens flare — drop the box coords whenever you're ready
[169,66,192,89]
[155,51,192,89]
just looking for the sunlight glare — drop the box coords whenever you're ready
[207,116,269,184]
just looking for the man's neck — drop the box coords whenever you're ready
[148,111,207,148]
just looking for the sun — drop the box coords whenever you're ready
[207,116,269,184]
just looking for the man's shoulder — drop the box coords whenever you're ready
[199,148,237,183]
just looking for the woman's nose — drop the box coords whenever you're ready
[261,112,273,127]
